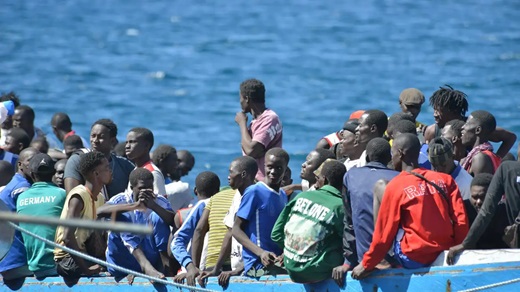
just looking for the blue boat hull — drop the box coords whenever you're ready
[7,261,520,291]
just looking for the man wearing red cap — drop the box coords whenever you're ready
[316,110,365,152]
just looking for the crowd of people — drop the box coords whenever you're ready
[0,79,519,291]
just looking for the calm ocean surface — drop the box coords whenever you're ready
[1,0,519,187]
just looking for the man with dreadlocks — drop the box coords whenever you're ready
[424,85,516,158]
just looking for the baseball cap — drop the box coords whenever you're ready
[428,137,453,165]
[399,88,425,106]
[349,110,365,120]
[342,120,359,134]
[29,153,55,174]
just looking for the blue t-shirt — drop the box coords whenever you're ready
[0,173,30,272]
[236,182,287,273]
[0,150,18,170]
[105,192,172,278]
[419,144,432,170]
[170,199,208,268]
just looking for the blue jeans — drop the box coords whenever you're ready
[394,240,429,269]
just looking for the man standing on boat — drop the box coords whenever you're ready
[235,79,283,182]
[352,134,468,279]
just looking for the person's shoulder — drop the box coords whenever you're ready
[113,154,134,166]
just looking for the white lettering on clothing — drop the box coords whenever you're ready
[18,196,57,207]
[293,198,331,221]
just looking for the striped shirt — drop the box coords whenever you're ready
[204,188,235,268]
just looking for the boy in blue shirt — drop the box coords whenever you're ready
[232,147,289,277]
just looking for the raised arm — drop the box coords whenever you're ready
[490,126,517,158]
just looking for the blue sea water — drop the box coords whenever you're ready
[1,0,519,188]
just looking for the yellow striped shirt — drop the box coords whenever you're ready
[204,188,235,268]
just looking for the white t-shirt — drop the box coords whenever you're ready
[223,190,243,271]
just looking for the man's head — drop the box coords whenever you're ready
[125,127,154,162]
[366,137,392,166]
[78,151,112,185]
[152,144,178,180]
[429,85,469,127]
[0,92,20,130]
[470,173,493,212]
[0,161,14,186]
[12,105,35,134]
[90,119,118,155]
[391,133,421,171]
[387,112,414,139]
[129,168,154,200]
[53,159,67,188]
[50,112,73,141]
[399,88,425,121]
[339,119,360,158]
[63,135,84,158]
[316,160,346,191]
[281,166,293,187]
[300,148,335,184]
[392,120,417,138]
[176,150,195,178]
[264,147,289,188]
[4,127,30,154]
[461,110,496,147]
[30,137,49,154]
[441,119,465,146]
[228,156,258,190]
[29,153,55,183]
[428,137,455,174]
[194,171,221,199]
[355,109,388,146]
[17,147,39,180]
[239,79,265,113]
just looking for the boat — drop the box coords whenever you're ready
[4,250,520,291]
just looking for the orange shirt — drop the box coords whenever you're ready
[362,169,469,270]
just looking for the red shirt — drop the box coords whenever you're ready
[362,168,469,270]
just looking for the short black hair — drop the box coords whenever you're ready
[78,151,106,178]
[8,128,31,149]
[63,134,84,149]
[152,144,177,166]
[313,148,336,166]
[233,156,258,178]
[393,120,417,136]
[321,160,346,187]
[364,110,388,137]
[394,133,421,159]
[366,137,391,164]
[388,112,414,126]
[195,171,221,197]
[51,112,72,130]
[471,173,494,188]
[91,119,117,138]
[31,136,49,153]
[177,150,195,168]
[445,119,465,137]
[265,147,290,164]
[429,85,469,117]
[0,91,20,107]
[129,168,154,188]
[113,142,126,157]
[16,105,35,122]
[129,127,154,150]
[240,79,265,103]
[470,110,496,135]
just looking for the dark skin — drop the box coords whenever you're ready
[316,137,332,149]
[61,158,112,275]
[232,154,287,273]
[235,93,267,159]
[197,160,256,287]
[65,124,116,194]
[461,115,496,176]
[12,108,34,139]
[125,131,152,167]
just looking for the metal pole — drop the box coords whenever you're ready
[0,211,152,235]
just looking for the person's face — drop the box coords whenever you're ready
[441,125,458,145]
[355,114,372,145]
[90,124,113,154]
[400,103,421,121]
[228,161,243,190]
[391,144,402,171]
[177,157,193,177]
[12,109,32,133]
[19,151,37,178]
[433,107,453,127]
[94,158,113,185]
[239,93,250,113]
[470,185,487,212]
[131,179,153,200]
[461,115,478,147]
[264,154,287,188]
[125,131,149,161]
[281,168,293,187]
[163,152,179,178]
[4,135,21,154]
[314,174,326,189]
[339,130,357,158]
[300,151,320,182]
[53,161,66,187]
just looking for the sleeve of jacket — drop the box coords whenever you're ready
[342,192,358,267]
